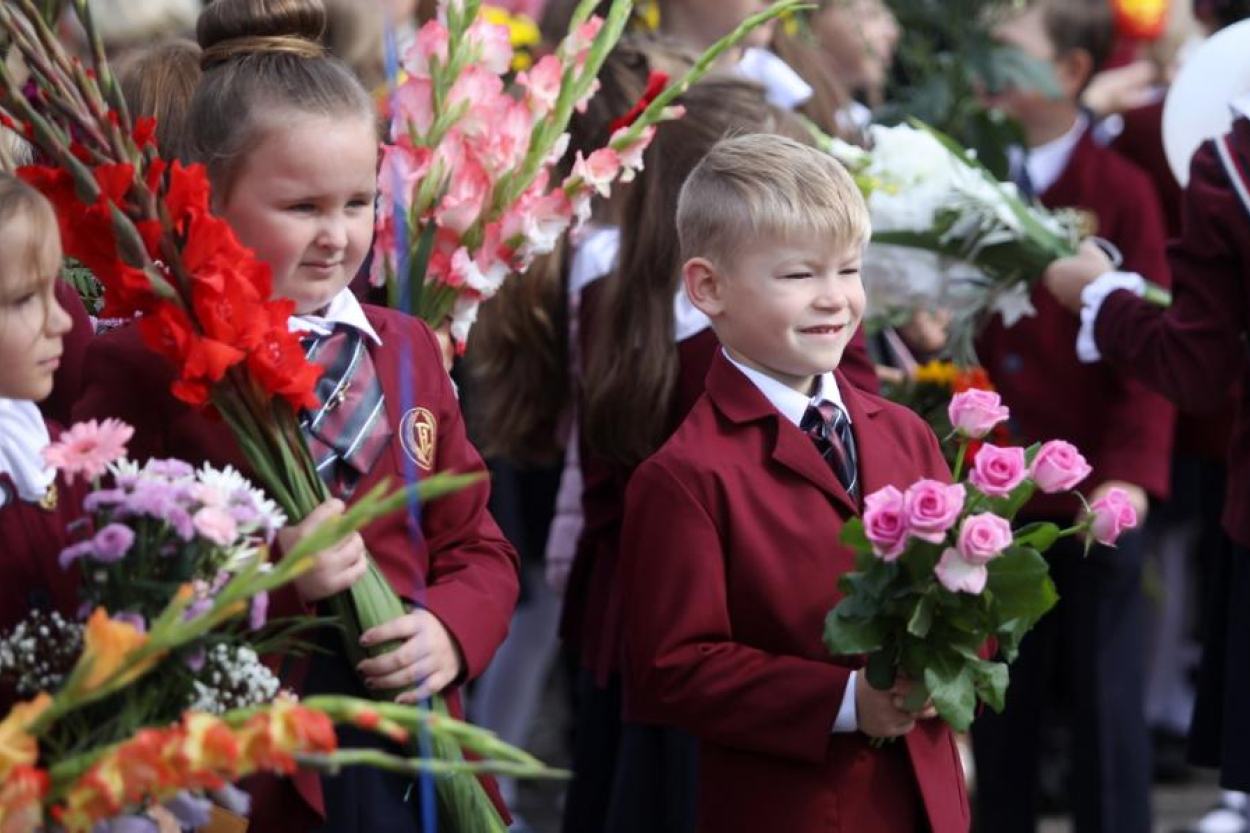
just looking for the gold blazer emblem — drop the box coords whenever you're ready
[400,407,438,471]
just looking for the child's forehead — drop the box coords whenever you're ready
[744,228,865,261]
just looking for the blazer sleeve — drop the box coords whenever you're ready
[1096,139,1250,412]
[619,458,849,765]
[411,323,520,682]
[1090,172,1175,495]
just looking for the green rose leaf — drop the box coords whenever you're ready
[923,653,977,732]
[971,658,1010,713]
[986,546,1058,622]
[907,595,934,639]
[824,607,887,655]
[1012,521,1061,552]
[840,519,872,553]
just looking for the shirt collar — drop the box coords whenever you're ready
[0,398,53,507]
[722,349,851,427]
[288,288,382,346]
[736,47,814,110]
[1022,111,1088,196]
[1232,93,1250,120]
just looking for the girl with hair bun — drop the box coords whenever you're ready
[74,1,519,830]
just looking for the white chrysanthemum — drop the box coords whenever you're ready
[195,463,286,539]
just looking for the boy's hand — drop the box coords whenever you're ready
[1043,240,1115,312]
[277,499,368,603]
[356,609,466,703]
[856,673,935,738]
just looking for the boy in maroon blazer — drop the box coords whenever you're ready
[617,134,969,833]
[974,1,1174,830]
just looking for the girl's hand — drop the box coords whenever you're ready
[356,609,466,703]
[277,499,368,603]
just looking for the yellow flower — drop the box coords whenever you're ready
[635,0,660,32]
[0,694,51,780]
[914,360,959,387]
[69,609,160,695]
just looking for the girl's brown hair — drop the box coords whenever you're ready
[582,75,807,468]
[465,34,693,465]
[0,174,58,301]
[187,0,375,199]
[770,25,855,141]
[116,38,203,160]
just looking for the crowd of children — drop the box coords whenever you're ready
[2,0,1248,831]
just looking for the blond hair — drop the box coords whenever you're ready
[677,133,870,267]
[0,174,58,300]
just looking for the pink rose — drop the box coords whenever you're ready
[948,390,1009,439]
[862,485,908,561]
[902,480,966,544]
[1088,488,1138,546]
[193,506,238,547]
[968,444,1027,497]
[1030,440,1093,493]
[935,548,988,594]
[956,513,1013,565]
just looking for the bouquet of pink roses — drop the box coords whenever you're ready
[823,390,1139,731]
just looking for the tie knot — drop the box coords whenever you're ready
[801,400,844,435]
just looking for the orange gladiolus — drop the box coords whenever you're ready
[237,699,336,775]
[0,764,48,833]
[71,609,160,694]
[0,694,51,780]
[179,713,240,788]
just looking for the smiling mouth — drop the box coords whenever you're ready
[800,324,845,335]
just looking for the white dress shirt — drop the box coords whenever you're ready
[0,399,54,507]
[289,287,383,346]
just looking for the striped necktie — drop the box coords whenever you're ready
[800,400,859,504]
[301,325,391,498]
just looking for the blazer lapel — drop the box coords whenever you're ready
[705,352,858,515]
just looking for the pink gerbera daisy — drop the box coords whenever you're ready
[42,419,134,483]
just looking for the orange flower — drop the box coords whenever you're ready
[178,713,239,789]
[237,699,336,776]
[0,694,51,780]
[69,609,160,695]
[112,727,180,804]
[0,765,48,833]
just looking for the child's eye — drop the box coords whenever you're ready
[347,198,371,210]
[839,267,861,276]
[7,291,37,308]
[286,202,317,213]
[782,272,813,280]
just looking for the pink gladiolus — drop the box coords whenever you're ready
[434,156,491,235]
[391,76,435,137]
[862,485,907,561]
[948,389,1010,439]
[935,548,989,594]
[449,246,509,296]
[968,443,1027,497]
[465,19,513,75]
[1088,488,1138,546]
[519,54,563,117]
[1030,440,1093,494]
[43,419,134,483]
[477,99,534,179]
[575,77,602,114]
[379,140,432,211]
[193,506,238,547]
[565,16,603,60]
[955,513,1012,565]
[573,148,621,198]
[403,19,450,78]
[611,124,656,183]
[448,66,507,138]
[902,480,966,544]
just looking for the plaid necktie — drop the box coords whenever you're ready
[800,400,859,504]
[301,325,391,498]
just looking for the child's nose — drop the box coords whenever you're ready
[316,215,349,250]
[46,293,73,337]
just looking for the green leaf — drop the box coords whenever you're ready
[970,659,1010,713]
[986,546,1058,623]
[1012,521,1061,552]
[840,519,872,552]
[823,608,887,655]
[923,655,977,732]
[866,648,897,691]
[907,596,934,639]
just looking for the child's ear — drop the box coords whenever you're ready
[1056,48,1094,99]
[683,257,725,318]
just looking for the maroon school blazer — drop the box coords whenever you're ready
[1095,117,1250,549]
[619,351,969,833]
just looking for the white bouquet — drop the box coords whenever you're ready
[821,119,1169,362]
